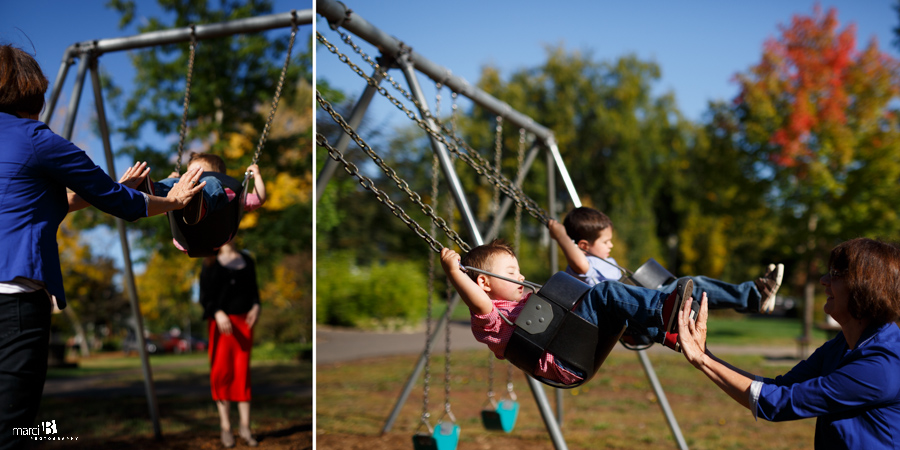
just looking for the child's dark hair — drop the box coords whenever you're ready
[188,152,226,173]
[563,207,613,244]
[460,239,516,282]
[0,44,48,116]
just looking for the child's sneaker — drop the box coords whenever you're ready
[662,278,696,352]
[755,263,784,314]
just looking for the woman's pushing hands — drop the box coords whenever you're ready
[678,292,709,368]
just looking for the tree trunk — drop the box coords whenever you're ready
[802,213,819,348]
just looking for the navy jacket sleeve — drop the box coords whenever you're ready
[32,121,146,221]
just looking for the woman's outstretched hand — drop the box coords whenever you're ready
[679,292,709,368]
[166,166,206,209]
[118,161,150,189]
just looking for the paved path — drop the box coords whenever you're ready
[316,323,805,365]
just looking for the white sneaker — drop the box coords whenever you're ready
[755,263,784,313]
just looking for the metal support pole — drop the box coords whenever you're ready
[89,56,162,439]
[526,376,569,450]
[42,47,76,125]
[546,138,580,209]
[316,68,386,203]
[638,350,688,450]
[60,54,89,141]
[396,57,481,243]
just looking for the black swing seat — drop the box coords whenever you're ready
[168,172,245,258]
[504,271,625,389]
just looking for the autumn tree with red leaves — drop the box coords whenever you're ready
[733,5,900,341]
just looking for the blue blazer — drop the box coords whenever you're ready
[0,112,147,308]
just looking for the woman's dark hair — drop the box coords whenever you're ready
[460,239,516,282]
[0,44,48,116]
[828,237,900,323]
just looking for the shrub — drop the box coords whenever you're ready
[317,252,428,330]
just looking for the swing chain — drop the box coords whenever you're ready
[442,198,455,417]
[251,12,298,167]
[318,35,551,228]
[175,25,197,175]
[317,31,551,225]
[422,153,439,425]
[514,128,526,253]
[316,93,470,254]
[492,116,503,215]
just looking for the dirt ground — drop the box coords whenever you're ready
[42,424,313,450]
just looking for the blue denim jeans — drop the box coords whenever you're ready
[573,280,671,344]
[0,290,51,450]
[598,276,762,341]
[660,276,761,313]
[155,175,230,214]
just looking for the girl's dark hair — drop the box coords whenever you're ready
[460,239,516,282]
[0,44,48,116]
[828,237,900,323]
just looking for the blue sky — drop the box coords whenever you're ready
[316,1,899,128]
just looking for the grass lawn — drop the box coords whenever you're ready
[37,346,313,450]
[317,315,831,450]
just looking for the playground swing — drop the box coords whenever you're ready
[413,154,460,450]
[317,96,623,389]
[318,31,686,385]
[161,18,297,257]
[480,116,520,432]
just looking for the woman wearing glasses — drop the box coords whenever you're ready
[678,237,900,449]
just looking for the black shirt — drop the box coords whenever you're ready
[199,251,261,319]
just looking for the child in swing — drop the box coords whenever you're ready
[440,240,698,386]
[547,207,783,345]
[150,152,267,225]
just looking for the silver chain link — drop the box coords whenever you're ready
[252,14,298,167]
[317,31,552,225]
[492,116,503,215]
[175,26,197,174]
[317,92,470,254]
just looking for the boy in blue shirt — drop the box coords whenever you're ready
[549,207,783,343]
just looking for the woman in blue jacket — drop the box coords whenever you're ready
[679,237,900,450]
[0,44,206,450]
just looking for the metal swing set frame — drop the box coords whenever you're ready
[41,8,313,439]
[316,1,688,449]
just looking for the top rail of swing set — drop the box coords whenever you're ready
[42,9,313,125]
[317,0,583,209]
[317,0,554,143]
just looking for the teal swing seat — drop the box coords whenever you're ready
[481,399,519,433]
[412,422,460,450]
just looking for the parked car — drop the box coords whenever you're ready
[161,334,208,353]
[122,331,162,355]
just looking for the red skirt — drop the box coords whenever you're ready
[208,314,252,401]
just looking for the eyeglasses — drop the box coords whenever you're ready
[828,268,847,278]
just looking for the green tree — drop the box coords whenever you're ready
[731,6,900,337]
